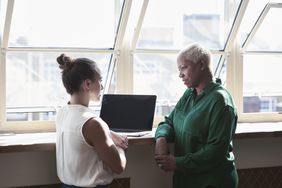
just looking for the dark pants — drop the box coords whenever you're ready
[61,183,108,188]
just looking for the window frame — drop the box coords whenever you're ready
[0,0,128,132]
[2,0,282,133]
[237,2,282,122]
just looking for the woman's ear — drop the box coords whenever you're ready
[200,60,205,71]
[82,79,92,91]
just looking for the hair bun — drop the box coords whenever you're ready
[57,53,74,70]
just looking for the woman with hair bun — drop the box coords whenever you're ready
[56,54,128,188]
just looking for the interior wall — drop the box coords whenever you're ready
[0,145,172,188]
[1,137,282,188]
[233,137,282,169]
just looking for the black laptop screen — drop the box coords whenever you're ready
[100,94,157,132]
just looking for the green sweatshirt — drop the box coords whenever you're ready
[155,81,238,188]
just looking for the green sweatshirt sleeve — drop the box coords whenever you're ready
[155,89,191,142]
[175,102,237,174]
[155,110,175,143]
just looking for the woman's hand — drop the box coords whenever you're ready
[155,154,176,172]
[110,131,128,150]
[155,137,175,171]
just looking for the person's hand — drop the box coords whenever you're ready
[110,131,128,150]
[155,154,176,172]
[155,137,169,155]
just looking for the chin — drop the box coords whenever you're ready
[91,93,101,101]
[96,95,102,101]
[94,97,100,102]
[184,82,190,88]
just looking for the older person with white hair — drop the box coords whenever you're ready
[154,43,238,188]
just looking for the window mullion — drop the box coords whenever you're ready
[226,41,243,120]
[1,0,14,127]
[0,52,6,127]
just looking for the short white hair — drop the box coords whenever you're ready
[177,43,211,67]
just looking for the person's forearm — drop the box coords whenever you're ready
[155,137,170,155]
[116,146,126,170]
[110,130,116,139]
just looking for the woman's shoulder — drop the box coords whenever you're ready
[84,117,109,133]
[82,117,110,146]
[210,85,235,107]
[181,88,193,99]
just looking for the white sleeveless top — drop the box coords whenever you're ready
[55,104,113,187]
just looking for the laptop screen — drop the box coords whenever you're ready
[100,94,157,132]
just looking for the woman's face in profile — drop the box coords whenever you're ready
[90,75,103,101]
[177,58,202,88]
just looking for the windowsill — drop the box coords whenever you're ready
[235,122,282,139]
[0,131,156,153]
[1,123,282,153]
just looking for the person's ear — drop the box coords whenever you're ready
[82,79,92,91]
[200,60,205,71]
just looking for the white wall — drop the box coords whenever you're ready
[1,138,282,188]
[0,145,172,188]
[233,137,282,169]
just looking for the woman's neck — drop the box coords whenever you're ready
[195,72,213,96]
[69,92,89,107]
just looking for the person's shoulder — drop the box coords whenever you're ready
[209,84,234,104]
[181,88,193,99]
[210,82,230,96]
[83,117,110,145]
[56,105,67,113]
[84,117,107,131]
[55,105,69,121]
[85,117,103,128]
[72,105,97,120]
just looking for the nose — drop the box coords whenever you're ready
[179,72,184,78]
[101,84,104,91]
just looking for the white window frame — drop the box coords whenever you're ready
[237,2,282,122]
[0,0,131,132]
[2,0,282,133]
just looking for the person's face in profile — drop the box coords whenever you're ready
[89,74,103,102]
[177,57,202,88]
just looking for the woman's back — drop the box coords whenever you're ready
[56,104,113,187]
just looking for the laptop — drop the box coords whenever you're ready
[100,94,157,137]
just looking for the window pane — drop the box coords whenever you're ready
[240,0,282,46]
[133,53,222,116]
[9,0,123,48]
[243,55,282,113]
[247,8,282,51]
[6,52,112,121]
[137,0,240,50]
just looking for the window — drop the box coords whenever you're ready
[242,55,282,113]
[1,0,282,132]
[133,0,239,116]
[6,52,113,121]
[133,53,223,115]
[9,0,122,48]
[239,1,282,121]
[137,0,240,50]
[0,0,123,131]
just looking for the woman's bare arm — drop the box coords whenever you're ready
[82,118,126,174]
